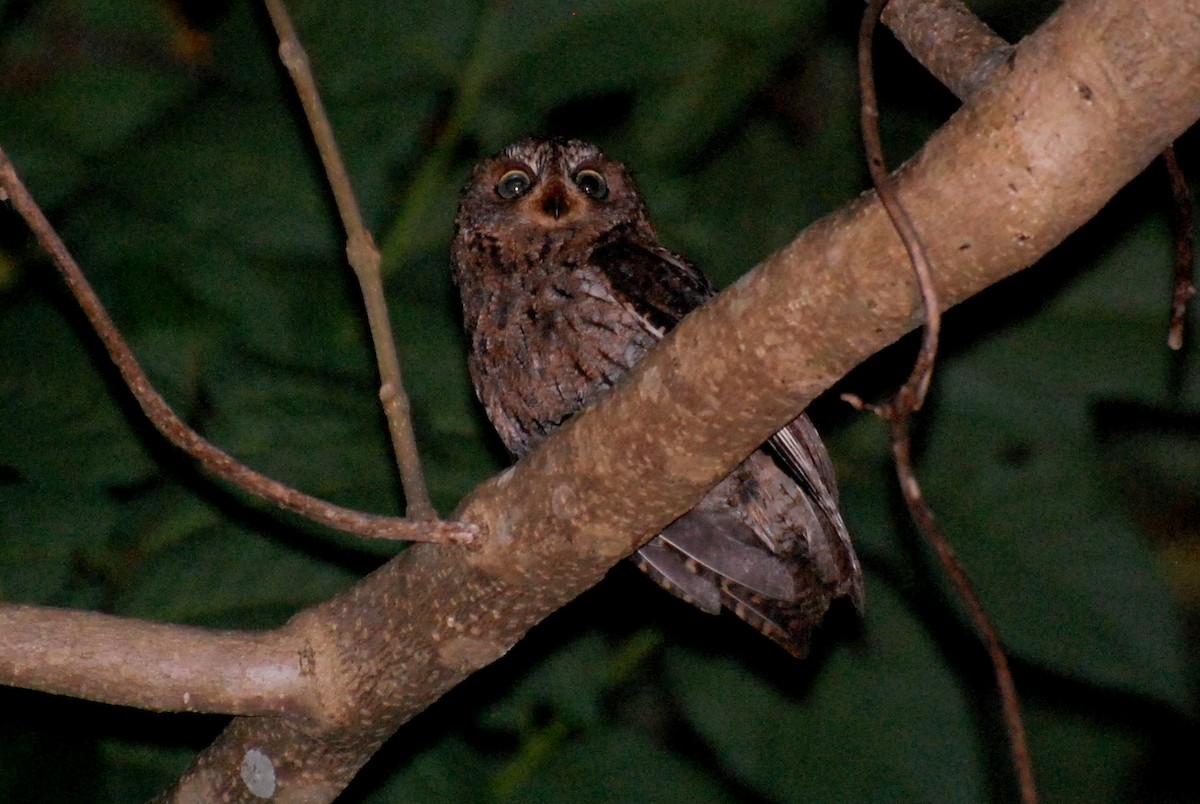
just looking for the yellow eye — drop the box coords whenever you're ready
[495,169,532,199]
[574,169,608,200]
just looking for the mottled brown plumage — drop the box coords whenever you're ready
[451,137,862,657]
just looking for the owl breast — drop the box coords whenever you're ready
[466,260,662,458]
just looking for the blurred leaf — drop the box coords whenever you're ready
[0,296,156,488]
[0,0,197,204]
[115,516,358,628]
[918,214,1191,710]
[98,741,196,803]
[201,352,400,513]
[667,577,986,803]
[0,484,117,606]
[364,735,493,803]
[388,257,502,509]
[505,726,736,804]
[96,97,338,260]
[482,632,614,734]
[656,118,861,285]
[1094,400,1200,606]
[288,1,480,93]
[1023,703,1147,804]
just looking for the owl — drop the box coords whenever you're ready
[451,137,862,658]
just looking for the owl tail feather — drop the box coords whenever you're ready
[633,540,722,614]
[718,580,825,660]
[632,520,840,660]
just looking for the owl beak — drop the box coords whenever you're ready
[538,180,571,220]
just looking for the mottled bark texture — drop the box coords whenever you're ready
[881,0,1014,100]
[143,0,1200,799]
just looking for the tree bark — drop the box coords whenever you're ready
[70,0,1200,798]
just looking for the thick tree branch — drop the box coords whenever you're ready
[148,0,1200,799]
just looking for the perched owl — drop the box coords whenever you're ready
[451,137,862,657]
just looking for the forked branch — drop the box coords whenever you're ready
[152,0,1200,795]
[0,148,472,546]
[880,0,1013,100]
[263,0,437,519]
[0,0,1195,799]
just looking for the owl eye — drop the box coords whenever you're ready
[495,169,532,199]
[574,169,609,200]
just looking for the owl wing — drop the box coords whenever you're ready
[591,238,862,656]
[589,239,716,330]
[769,417,864,608]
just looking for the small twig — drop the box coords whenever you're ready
[1163,145,1196,351]
[262,0,436,519]
[846,2,1038,803]
[0,146,473,546]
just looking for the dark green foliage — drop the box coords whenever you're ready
[0,0,1196,800]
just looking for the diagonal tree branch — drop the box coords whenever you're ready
[143,0,1200,798]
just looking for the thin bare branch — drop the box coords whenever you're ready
[857,0,940,415]
[0,603,317,718]
[887,419,1038,804]
[850,1,1037,802]
[0,146,472,545]
[0,0,1180,797]
[262,0,436,519]
[1164,145,1196,350]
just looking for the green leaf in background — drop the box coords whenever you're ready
[505,726,737,804]
[114,515,360,628]
[919,210,1193,710]
[0,0,198,205]
[97,741,198,804]
[389,253,504,509]
[0,296,157,488]
[0,485,118,606]
[199,353,400,512]
[363,735,493,803]
[481,632,624,736]
[667,578,985,803]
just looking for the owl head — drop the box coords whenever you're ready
[453,138,655,243]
